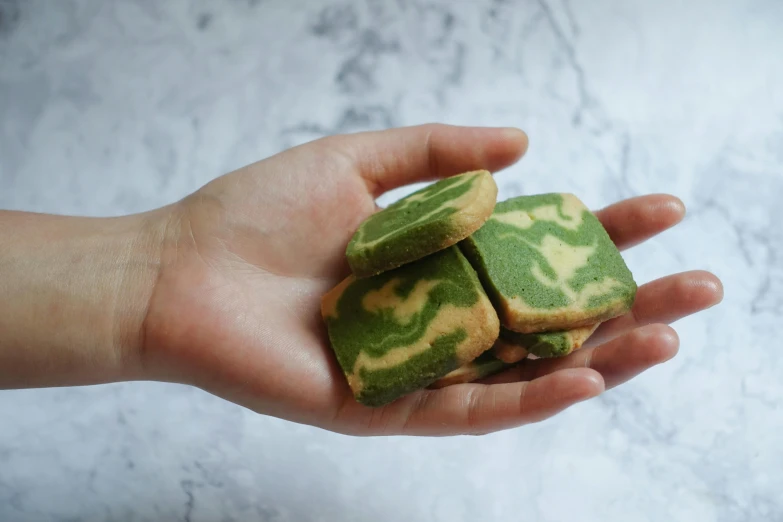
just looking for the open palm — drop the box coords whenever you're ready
[140,124,722,436]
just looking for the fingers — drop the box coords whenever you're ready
[403,368,603,436]
[586,270,723,347]
[576,325,679,389]
[480,271,722,388]
[333,368,603,436]
[482,324,679,391]
[329,123,529,196]
[594,194,686,250]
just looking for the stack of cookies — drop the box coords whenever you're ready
[321,171,637,406]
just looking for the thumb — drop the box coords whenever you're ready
[326,123,529,197]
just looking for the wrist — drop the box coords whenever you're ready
[0,208,170,387]
[110,208,173,381]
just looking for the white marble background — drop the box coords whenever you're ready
[1,0,781,520]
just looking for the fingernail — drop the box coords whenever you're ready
[501,127,527,139]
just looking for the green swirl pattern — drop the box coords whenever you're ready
[346,170,496,277]
[460,193,636,333]
[322,246,499,406]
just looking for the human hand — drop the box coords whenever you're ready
[139,124,723,436]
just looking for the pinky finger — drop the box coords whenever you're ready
[398,367,604,436]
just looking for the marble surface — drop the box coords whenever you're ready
[1,0,782,520]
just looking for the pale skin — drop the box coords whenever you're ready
[0,124,723,436]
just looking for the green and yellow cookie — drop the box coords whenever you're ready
[321,246,500,406]
[460,193,636,333]
[346,170,498,278]
[429,350,512,388]
[493,323,600,363]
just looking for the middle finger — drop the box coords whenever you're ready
[585,270,723,348]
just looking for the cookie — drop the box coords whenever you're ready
[493,323,600,363]
[460,193,636,333]
[346,170,498,278]
[321,246,500,407]
[429,351,512,388]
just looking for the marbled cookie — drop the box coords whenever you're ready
[493,323,600,363]
[429,351,512,388]
[321,246,500,407]
[460,193,636,333]
[346,170,497,278]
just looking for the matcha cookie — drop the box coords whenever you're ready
[493,323,600,363]
[321,246,500,407]
[346,170,498,278]
[460,193,636,333]
[429,351,512,388]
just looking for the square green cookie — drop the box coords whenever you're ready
[460,193,636,333]
[346,170,497,278]
[321,246,500,406]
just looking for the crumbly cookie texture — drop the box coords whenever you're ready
[460,193,636,333]
[346,170,497,278]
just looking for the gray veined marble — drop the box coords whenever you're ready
[1,0,782,521]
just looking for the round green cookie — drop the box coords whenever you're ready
[321,246,500,407]
[346,170,498,278]
[493,323,600,363]
[460,193,637,333]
